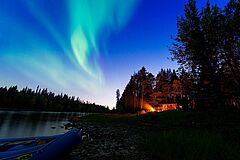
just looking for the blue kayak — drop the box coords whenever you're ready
[0,129,82,160]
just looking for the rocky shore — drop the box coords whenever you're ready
[67,114,149,160]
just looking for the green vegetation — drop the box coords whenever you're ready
[145,129,240,160]
[116,67,187,113]
[0,85,109,112]
[142,111,240,160]
[117,0,240,113]
[171,0,240,110]
[78,110,240,160]
[114,1,240,157]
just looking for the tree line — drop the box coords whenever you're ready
[116,67,192,112]
[171,0,240,110]
[0,85,109,112]
[117,0,240,112]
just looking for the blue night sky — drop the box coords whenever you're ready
[0,0,228,108]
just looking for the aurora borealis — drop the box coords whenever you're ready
[0,0,228,107]
[69,0,137,80]
[0,0,138,106]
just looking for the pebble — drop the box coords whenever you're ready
[67,119,149,160]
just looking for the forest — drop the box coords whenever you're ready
[0,85,109,112]
[117,0,240,113]
[116,67,192,112]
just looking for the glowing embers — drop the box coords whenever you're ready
[143,102,155,112]
[154,103,177,112]
[142,102,177,113]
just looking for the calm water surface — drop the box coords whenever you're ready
[0,110,85,138]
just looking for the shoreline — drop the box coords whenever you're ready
[0,108,93,114]
[67,111,240,160]
[68,114,149,160]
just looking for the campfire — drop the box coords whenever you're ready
[143,102,155,112]
[143,102,177,113]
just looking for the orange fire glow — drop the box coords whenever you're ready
[154,103,177,112]
[143,102,155,112]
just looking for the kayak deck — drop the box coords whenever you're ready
[0,137,55,152]
[0,129,82,160]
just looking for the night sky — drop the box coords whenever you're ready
[0,0,228,108]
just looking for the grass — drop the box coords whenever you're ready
[140,110,240,160]
[79,110,240,160]
[145,129,240,160]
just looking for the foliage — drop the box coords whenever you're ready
[118,0,240,112]
[171,0,240,109]
[141,110,240,160]
[77,111,240,160]
[0,85,109,112]
[117,67,189,113]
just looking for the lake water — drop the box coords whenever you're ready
[0,110,85,138]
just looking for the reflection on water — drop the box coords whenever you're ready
[0,111,85,138]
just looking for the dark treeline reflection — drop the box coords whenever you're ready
[0,86,109,112]
[0,111,85,138]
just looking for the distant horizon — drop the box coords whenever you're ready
[0,65,179,108]
[0,0,228,108]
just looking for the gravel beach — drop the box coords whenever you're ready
[67,114,149,160]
